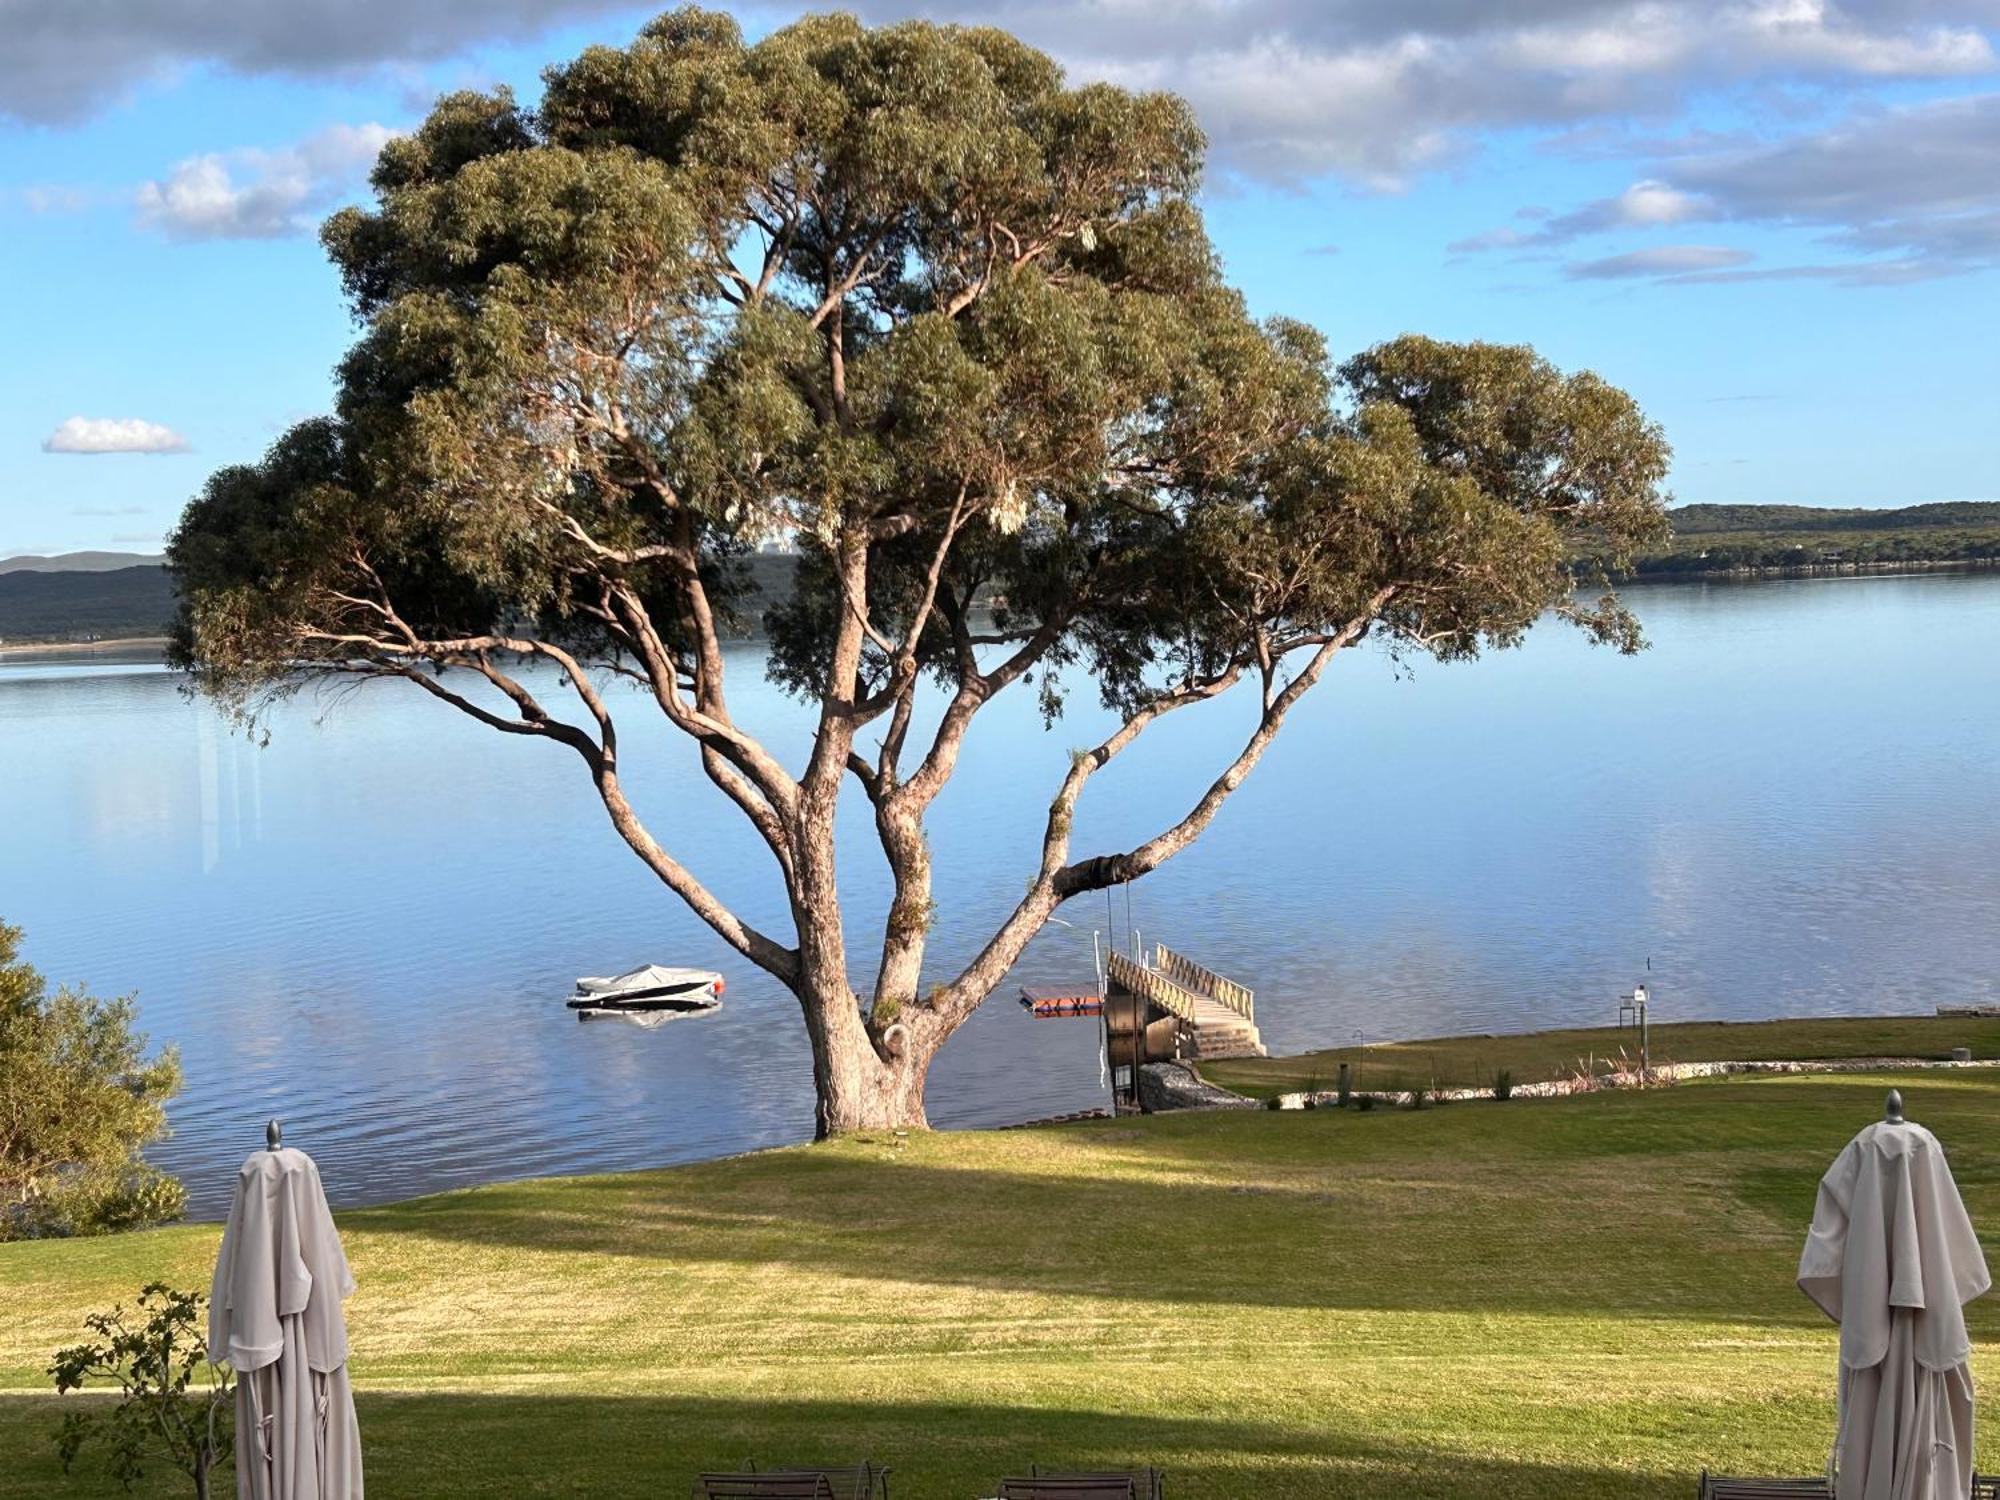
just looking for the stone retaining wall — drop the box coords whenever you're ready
[1138,1061,1264,1112]
[1163,1054,2000,1113]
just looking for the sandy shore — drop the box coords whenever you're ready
[0,635,167,660]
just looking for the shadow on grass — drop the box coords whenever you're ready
[0,1389,1702,1500]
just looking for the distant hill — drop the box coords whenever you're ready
[1629,502,2000,577]
[0,550,164,576]
[0,565,175,642]
[5,505,1989,644]
[0,551,804,646]
[1666,502,2000,535]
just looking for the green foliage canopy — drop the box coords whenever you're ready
[171,9,1665,717]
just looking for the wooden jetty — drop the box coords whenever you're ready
[1105,945,1266,1061]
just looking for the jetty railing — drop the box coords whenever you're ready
[1105,950,1202,1025]
[1154,944,1255,1025]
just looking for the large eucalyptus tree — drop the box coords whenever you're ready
[169,9,1670,1135]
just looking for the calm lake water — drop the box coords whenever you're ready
[5,571,1998,1215]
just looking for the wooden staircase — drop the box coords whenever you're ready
[1179,992,1267,1059]
[1104,947,1267,1060]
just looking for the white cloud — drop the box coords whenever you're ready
[8,0,1997,193]
[135,122,396,240]
[42,417,192,455]
[1472,92,2000,281]
[1565,243,1758,277]
[0,1,628,124]
[835,0,2000,186]
[20,185,93,214]
[1611,179,1710,226]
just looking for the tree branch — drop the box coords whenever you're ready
[927,586,1396,1030]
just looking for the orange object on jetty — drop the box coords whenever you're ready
[1018,986,1103,1018]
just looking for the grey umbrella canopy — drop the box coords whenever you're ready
[1798,1098,1990,1500]
[209,1138,363,1500]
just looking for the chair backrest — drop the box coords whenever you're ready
[1696,1475,1830,1500]
[696,1474,838,1500]
[1030,1466,1161,1500]
[751,1466,885,1500]
[997,1477,1140,1500]
[1972,1478,1999,1500]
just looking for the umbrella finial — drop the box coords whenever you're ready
[266,1118,283,1151]
[1884,1089,1904,1124]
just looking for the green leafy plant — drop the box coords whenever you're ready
[50,1284,234,1500]
[1,921,185,1240]
[1492,1069,1515,1101]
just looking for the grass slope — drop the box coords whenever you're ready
[1199,1015,2000,1100]
[4,1069,1997,1498]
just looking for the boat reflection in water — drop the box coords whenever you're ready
[567,965,725,1024]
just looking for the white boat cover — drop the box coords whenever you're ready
[574,964,721,997]
[1799,1119,1991,1499]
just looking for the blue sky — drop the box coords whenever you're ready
[2,1,1996,558]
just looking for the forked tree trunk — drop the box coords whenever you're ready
[814,1035,931,1135]
[800,975,946,1135]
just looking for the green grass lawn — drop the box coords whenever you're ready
[1199,1015,2000,1100]
[4,1067,1998,1499]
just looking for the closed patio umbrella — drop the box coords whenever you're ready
[209,1127,363,1500]
[1798,1092,1990,1500]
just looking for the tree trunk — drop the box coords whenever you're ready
[813,1024,931,1135]
[193,1447,211,1500]
[796,971,942,1136]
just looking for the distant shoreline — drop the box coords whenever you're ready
[2,560,1996,659]
[0,634,168,659]
[1623,557,2000,585]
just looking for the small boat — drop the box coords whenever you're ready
[567,964,725,1019]
[1019,984,1104,1018]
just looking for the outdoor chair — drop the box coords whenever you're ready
[1030,1468,1162,1500]
[693,1474,839,1500]
[996,1468,1163,1500]
[1698,1470,1998,1498]
[699,1461,889,1500]
[1695,1475,1829,1498]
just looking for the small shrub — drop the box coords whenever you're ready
[1406,1085,1428,1110]
[1353,1093,1376,1112]
[1,923,185,1241]
[1493,1069,1515,1101]
[50,1284,233,1500]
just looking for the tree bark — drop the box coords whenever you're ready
[802,973,934,1134]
